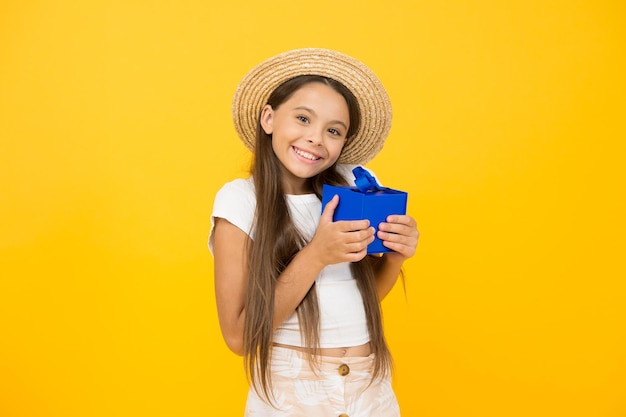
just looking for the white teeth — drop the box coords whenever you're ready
[294,147,319,161]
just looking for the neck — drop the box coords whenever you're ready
[282,177,312,195]
[278,165,313,195]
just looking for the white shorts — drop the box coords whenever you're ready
[244,346,401,417]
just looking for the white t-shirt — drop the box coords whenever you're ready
[208,164,371,348]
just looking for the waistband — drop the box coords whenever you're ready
[271,345,376,378]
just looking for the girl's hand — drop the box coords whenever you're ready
[308,195,375,266]
[377,214,420,261]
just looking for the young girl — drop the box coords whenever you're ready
[209,48,419,417]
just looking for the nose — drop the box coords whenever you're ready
[307,129,323,145]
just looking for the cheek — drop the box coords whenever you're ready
[273,123,301,142]
[327,140,347,159]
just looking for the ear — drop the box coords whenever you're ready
[260,104,274,135]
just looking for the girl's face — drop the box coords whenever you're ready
[260,82,350,194]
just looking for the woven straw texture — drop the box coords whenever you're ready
[232,48,392,165]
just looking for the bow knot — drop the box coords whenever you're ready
[353,167,385,192]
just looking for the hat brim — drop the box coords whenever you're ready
[232,48,392,165]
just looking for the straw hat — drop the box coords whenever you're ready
[232,48,392,165]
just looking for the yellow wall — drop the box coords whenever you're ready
[1,1,624,416]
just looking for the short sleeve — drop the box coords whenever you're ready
[208,178,256,254]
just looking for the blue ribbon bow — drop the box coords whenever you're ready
[353,167,386,192]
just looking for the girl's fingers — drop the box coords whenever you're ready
[376,215,419,258]
[320,195,339,224]
[386,214,416,226]
[377,230,416,246]
[378,215,419,236]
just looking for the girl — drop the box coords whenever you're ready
[209,48,419,417]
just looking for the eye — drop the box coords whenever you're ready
[296,115,309,123]
[328,128,343,137]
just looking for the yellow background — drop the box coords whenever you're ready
[1,1,625,416]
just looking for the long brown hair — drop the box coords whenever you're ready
[243,75,392,402]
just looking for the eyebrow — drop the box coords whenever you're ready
[294,106,349,131]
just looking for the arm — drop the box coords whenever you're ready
[213,195,374,355]
[212,218,248,356]
[373,214,420,300]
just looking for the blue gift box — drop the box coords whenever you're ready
[321,167,408,254]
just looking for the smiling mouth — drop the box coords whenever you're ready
[293,146,322,161]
